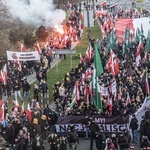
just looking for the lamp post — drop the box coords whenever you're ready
[86,0,90,39]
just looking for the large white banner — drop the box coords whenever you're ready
[7,51,40,61]
[132,97,150,128]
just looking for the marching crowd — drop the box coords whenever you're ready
[0,4,149,150]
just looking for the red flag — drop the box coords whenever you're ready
[26,104,32,122]
[21,44,26,52]
[136,41,143,67]
[145,73,150,96]
[126,92,131,106]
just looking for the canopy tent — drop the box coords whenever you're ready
[115,17,150,45]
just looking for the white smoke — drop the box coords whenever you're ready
[4,0,66,28]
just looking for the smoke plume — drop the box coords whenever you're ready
[4,0,66,28]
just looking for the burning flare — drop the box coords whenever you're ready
[54,25,64,34]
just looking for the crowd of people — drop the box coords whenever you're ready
[0,2,149,150]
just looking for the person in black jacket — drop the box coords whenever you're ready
[48,133,59,150]
[68,126,79,150]
[13,78,22,102]
[82,115,90,139]
[5,121,15,149]
[32,134,44,150]
[95,129,106,150]
[140,136,150,149]
[129,114,138,143]
[40,115,49,140]
[22,79,30,102]
[39,80,48,103]
[118,132,129,150]
[59,136,67,150]
[15,130,25,150]
[89,119,99,150]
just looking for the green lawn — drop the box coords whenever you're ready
[136,0,145,3]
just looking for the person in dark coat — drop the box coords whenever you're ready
[143,119,150,141]
[40,115,49,140]
[59,136,67,150]
[5,121,15,149]
[32,134,44,150]
[48,133,59,150]
[129,114,138,143]
[22,79,30,101]
[89,119,99,150]
[34,84,39,102]
[140,136,150,149]
[82,115,90,139]
[15,130,25,150]
[118,132,129,150]
[39,80,48,103]
[31,118,41,139]
[68,126,79,150]
[95,130,106,150]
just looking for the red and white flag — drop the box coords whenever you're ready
[145,73,150,96]
[21,44,26,52]
[26,104,32,122]
[80,53,83,62]
[136,41,143,67]
[107,50,119,76]
[0,100,4,122]
[35,43,42,55]
[17,59,22,71]
[115,17,150,45]
[126,92,131,106]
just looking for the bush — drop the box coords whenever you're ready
[24,32,36,48]
[36,26,49,41]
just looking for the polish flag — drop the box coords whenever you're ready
[21,44,26,52]
[35,43,41,55]
[26,104,32,122]
[107,50,119,76]
[126,92,131,106]
[0,104,5,122]
[1,64,7,85]
[136,41,143,67]
[115,17,150,45]
[17,59,22,71]
[145,73,150,96]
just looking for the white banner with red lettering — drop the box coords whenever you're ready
[7,51,40,61]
